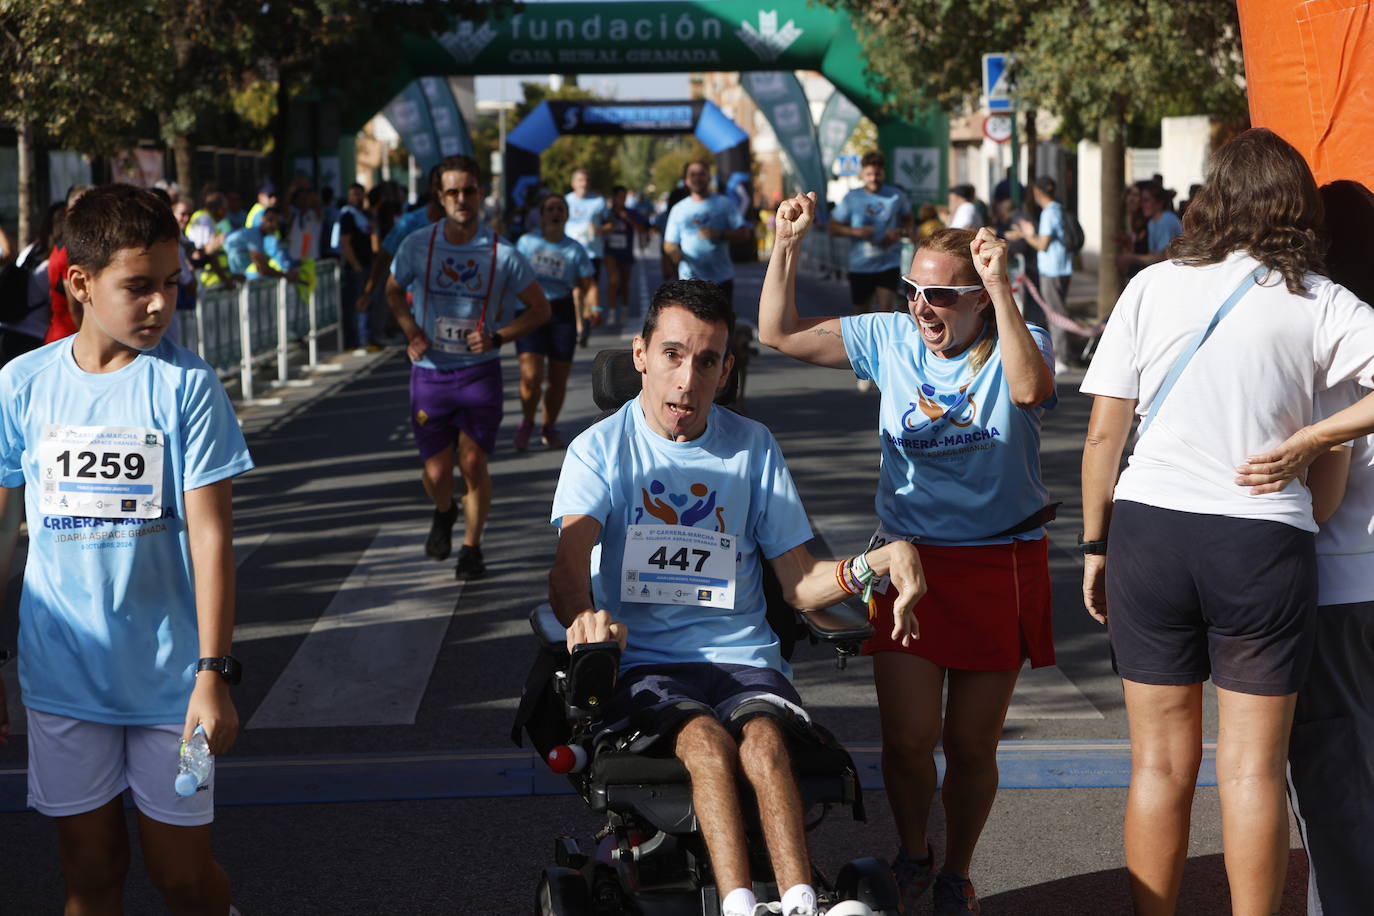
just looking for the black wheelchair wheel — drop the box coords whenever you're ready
[536,866,591,916]
[835,857,901,914]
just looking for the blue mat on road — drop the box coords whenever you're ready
[0,740,1220,812]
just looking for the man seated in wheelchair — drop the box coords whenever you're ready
[549,279,925,916]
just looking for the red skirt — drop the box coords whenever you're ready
[862,536,1055,670]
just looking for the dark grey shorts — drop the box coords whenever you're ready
[1106,500,1317,696]
[600,662,808,747]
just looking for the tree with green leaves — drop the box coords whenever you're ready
[0,0,161,243]
[819,0,1247,314]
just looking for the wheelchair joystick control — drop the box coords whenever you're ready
[547,744,588,774]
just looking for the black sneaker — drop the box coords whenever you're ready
[455,544,486,580]
[424,502,459,561]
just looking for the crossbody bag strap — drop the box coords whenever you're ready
[1138,266,1265,437]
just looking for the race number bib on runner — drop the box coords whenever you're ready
[38,425,165,519]
[620,524,736,609]
[432,315,477,353]
[608,232,628,250]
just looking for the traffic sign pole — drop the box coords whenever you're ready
[1011,114,1022,210]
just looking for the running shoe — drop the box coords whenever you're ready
[541,425,566,450]
[892,842,935,912]
[512,419,534,452]
[454,544,486,580]
[424,502,459,561]
[932,872,980,914]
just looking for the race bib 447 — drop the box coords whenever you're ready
[37,425,165,519]
[620,525,736,609]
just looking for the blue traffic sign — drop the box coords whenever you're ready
[983,53,1015,112]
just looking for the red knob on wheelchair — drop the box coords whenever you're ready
[547,744,588,774]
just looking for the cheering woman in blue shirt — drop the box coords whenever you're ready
[758,192,1057,915]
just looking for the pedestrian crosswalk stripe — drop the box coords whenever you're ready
[246,523,464,729]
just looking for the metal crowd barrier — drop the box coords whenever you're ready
[182,258,344,402]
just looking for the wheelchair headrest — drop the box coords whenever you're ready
[590,348,739,412]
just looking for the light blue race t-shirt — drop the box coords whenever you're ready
[383,206,439,256]
[391,223,536,370]
[0,338,254,725]
[832,185,912,274]
[1036,201,1073,278]
[564,192,610,259]
[224,227,292,277]
[1147,210,1183,254]
[550,398,813,675]
[516,232,595,302]
[841,312,1056,545]
[664,195,747,283]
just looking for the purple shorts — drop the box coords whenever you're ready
[410,360,503,459]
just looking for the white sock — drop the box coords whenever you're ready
[721,886,757,916]
[781,883,817,915]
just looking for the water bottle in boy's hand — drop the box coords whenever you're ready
[174,725,212,797]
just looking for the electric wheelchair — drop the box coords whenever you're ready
[511,350,901,916]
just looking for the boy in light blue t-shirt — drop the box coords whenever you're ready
[0,185,253,913]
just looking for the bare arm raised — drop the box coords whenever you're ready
[757,192,851,369]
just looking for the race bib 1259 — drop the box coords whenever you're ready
[38,424,165,519]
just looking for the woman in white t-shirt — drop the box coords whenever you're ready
[1079,129,1374,914]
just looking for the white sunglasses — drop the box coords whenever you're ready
[899,277,983,307]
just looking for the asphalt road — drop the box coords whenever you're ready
[0,256,1308,914]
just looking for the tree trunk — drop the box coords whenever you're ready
[272,71,291,188]
[1097,118,1124,319]
[173,133,195,203]
[1025,108,1039,217]
[16,115,35,248]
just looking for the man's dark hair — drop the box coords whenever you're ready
[349,182,365,193]
[612,185,627,195]
[682,159,712,179]
[951,183,976,202]
[1033,175,1057,197]
[860,150,886,170]
[642,279,735,343]
[65,184,179,274]
[438,154,482,182]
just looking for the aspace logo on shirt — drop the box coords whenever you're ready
[637,478,728,531]
[886,382,1001,456]
[435,256,483,293]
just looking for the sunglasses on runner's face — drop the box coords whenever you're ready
[441,186,482,199]
[899,276,983,308]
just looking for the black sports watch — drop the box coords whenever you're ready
[489,330,504,349]
[197,655,242,685]
[1077,534,1108,555]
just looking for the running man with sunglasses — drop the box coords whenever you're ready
[758,192,1058,915]
[388,155,552,579]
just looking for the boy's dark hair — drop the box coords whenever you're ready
[1034,175,1057,197]
[65,184,179,274]
[642,279,735,343]
[438,154,482,182]
[860,150,886,170]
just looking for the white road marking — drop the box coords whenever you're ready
[247,524,463,729]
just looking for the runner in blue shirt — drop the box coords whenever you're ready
[551,277,925,916]
[604,185,649,325]
[828,151,914,317]
[565,169,612,348]
[355,165,445,319]
[386,155,552,580]
[0,185,253,914]
[758,192,1057,915]
[512,195,598,452]
[663,160,754,306]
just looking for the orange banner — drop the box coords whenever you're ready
[1238,0,1374,186]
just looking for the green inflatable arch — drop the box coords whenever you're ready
[326,1,946,205]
